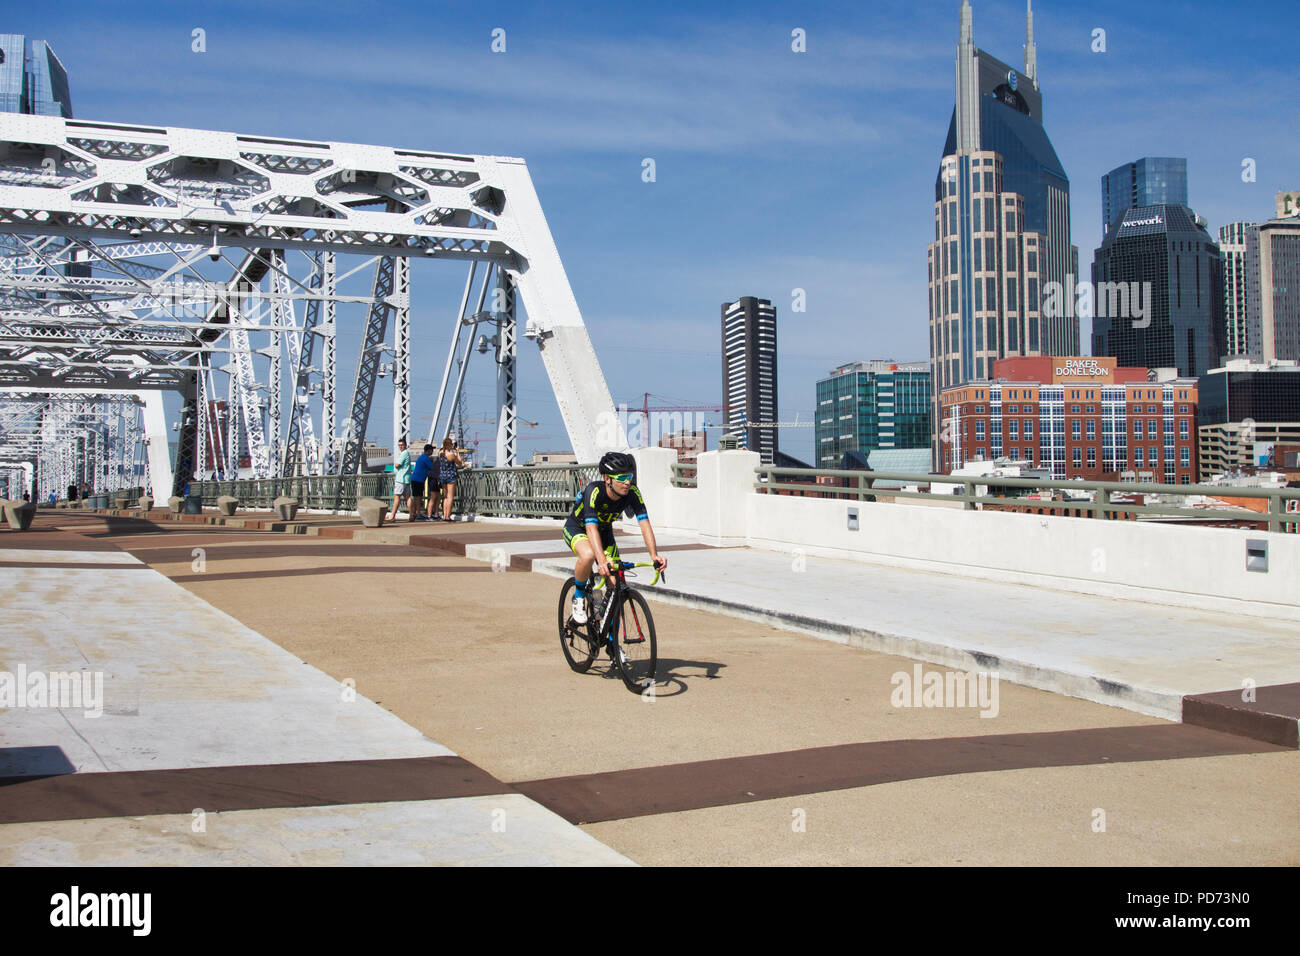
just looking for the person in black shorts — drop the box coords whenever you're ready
[563,451,667,625]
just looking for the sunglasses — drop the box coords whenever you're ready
[608,473,633,483]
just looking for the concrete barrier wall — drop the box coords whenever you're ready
[633,447,1300,622]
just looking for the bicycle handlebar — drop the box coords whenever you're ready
[591,560,666,588]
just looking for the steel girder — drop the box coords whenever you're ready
[495,270,517,466]
[0,112,625,465]
[337,255,397,478]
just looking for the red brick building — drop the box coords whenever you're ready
[938,357,1200,482]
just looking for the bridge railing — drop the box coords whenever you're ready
[753,466,1300,534]
[188,463,599,519]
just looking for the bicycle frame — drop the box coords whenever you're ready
[591,559,662,640]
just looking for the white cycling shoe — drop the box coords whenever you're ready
[571,597,588,625]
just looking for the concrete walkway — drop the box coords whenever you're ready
[3,510,1295,866]
[0,528,633,866]
[461,525,1300,733]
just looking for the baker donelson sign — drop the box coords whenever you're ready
[1055,359,1108,378]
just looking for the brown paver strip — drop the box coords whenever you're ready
[1184,682,1300,748]
[0,528,120,551]
[515,724,1288,824]
[0,756,511,825]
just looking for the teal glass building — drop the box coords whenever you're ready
[815,361,932,468]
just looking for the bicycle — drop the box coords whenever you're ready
[557,550,663,692]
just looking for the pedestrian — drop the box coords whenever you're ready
[409,443,436,522]
[437,437,464,522]
[67,483,77,502]
[424,451,443,521]
[389,438,413,522]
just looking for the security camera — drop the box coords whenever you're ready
[423,246,436,256]
[208,244,221,262]
[129,227,142,239]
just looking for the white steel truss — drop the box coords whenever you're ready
[0,112,625,496]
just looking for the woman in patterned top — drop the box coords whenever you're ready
[437,437,464,522]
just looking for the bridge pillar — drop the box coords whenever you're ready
[695,449,759,546]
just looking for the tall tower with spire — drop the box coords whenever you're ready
[927,1,1076,469]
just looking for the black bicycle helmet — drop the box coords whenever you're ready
[599,451,636,477]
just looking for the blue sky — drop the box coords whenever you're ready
[14,0,1299,464]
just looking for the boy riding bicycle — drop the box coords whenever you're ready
[563,451,667,625]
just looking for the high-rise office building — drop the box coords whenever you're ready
[1198,358,1300,476]
[1091,204,1226,378]
[815,361,931,468]
[1245,192,1300,364]
[0,35,73,118]
[721,296,778,464]
[1219,221,1254,358]
[1102,158,1187,233]
[928,1,1076,467]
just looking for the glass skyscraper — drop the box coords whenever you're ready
[928,1,1077,466]
[1092,204,1226,378]
[0,35,73,118]
[815,361,931,468]
[1102,158,1187,233]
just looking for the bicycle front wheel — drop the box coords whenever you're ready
[612,588,657,692]
[558,577,598,673]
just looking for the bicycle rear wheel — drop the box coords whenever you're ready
[612,588,657,692]
[558,577,598,673]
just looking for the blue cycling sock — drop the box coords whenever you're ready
[574,577,589,598]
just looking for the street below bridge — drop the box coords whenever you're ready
[2,511,1297,866]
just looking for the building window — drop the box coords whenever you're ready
[1024,421,1033,439]
[1147,421,1158,440]
[1133,421,1142,438]
[1009,421,1019,440]
[1179,420,1189,439]
[976,421,986,440]
[1180,447,1189,466]
[1087,448,1096,467]
[1072,448,1082,467]
[1071,421,1081,439]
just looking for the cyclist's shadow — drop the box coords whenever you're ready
[634,656,726,698]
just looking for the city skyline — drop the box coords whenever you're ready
[6,0,1296,465]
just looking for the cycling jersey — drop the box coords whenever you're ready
[562,480,648,539]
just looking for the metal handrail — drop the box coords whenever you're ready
[752,466,1300,534]
[188,463,600,519]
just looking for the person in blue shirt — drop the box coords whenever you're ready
[409,444,436,522]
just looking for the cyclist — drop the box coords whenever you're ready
[564,451,667,625]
